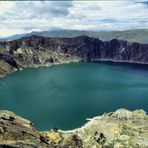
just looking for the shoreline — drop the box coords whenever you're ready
[91,58,148,65]
[1,108,148,147]
[0,60,79,79]
[1,59,148,79]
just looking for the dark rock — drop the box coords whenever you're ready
[0,35,148,77]
[0,54,18,69]
[95,132,106,144]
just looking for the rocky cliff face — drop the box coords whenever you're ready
[0,35,148,77]
[0,109,148,147]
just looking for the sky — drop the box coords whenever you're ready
[0,0,148,37]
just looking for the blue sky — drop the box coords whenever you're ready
[0,0,148,37]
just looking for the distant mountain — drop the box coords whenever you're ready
[0,33,28,41]
[0,29,148,43]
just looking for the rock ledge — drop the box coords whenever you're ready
[0,108,148,147]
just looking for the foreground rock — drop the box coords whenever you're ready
[0,110,48,147]
[0,35,148,77]
[0,109,148,147]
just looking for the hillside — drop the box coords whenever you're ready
[0,109,148,147]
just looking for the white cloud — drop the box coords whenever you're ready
[0,2,15,15]
[0,28,25,37]
[0,0,148,37]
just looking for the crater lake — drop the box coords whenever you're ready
[0,62,148,130]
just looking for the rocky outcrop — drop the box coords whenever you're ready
[0,35,148,77]
[0,109,148,147]
[0,110,48,147]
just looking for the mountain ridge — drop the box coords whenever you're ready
[1,29,148,43]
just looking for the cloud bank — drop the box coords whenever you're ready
[0,0,148,37]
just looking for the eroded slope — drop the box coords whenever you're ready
[0,109,148,147]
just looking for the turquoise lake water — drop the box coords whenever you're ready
[0,62,148,130]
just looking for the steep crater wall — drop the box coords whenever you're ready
[0,35,148,77]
